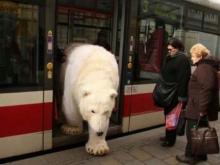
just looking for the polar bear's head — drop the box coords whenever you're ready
[79,89,117,136]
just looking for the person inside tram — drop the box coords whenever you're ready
[138,18,169,78]
[0,33,20,85]
[94,29,112,53]
[157,37,191,147]
[145,18,168,67]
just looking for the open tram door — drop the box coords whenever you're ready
[121,0,184,133]
[0,0,56,159]
[53,0,124,147]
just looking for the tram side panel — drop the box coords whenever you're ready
[0,91,53,159]
[122,73,220,133]
[122,84,164,133]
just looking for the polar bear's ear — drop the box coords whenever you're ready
[83,89,91,97]
[109,89,117,99]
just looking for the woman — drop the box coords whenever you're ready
[176,43,219,164]
[159,37,191,147]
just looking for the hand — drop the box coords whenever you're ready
[61,55,67,63]
[199,112,206,116]
[182,102,187,109]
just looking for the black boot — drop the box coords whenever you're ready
[159,137,166,141]
[161,141,174,147]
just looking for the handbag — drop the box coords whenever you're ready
[165,102,183,130]
[153,75,178,107]
[176,109,186,136]
[191,116,219,154]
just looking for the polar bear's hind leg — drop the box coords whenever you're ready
[61,123,82,135]
[61,96,83,135]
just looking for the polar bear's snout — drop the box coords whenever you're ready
[88,114,110,137]
[96,132,103,136]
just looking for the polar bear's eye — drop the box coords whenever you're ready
[91,110,95,113]
[104,111,109,115]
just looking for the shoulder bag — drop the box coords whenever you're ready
[191,116,219,154]
[153,75,178,107]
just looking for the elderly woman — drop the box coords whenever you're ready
[176,43,219,164]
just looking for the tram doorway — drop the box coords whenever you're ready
[53,0,124,147]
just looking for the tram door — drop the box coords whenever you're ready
[0,0,55,159]
[55,0,123,128]
[122,0,184,132]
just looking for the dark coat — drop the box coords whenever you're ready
[161,51,191,115]
[185,55,219,121]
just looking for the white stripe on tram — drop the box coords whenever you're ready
[0,90,53,107]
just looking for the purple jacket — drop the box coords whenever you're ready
[185,55,219,121]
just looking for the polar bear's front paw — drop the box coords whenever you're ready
[86,141,110,156]
[61,123,82,135]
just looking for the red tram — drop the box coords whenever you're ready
[0,0,220,159]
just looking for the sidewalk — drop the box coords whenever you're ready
[3,120,220,165]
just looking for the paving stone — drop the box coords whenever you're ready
[9,160,27,165]
[179,146,186,152]
[88,156,111,165]
[142,146,170,159]
[99,157,123,165]
[43,147,86,164]
[163,156,179,165]
[67,159,90,165]
[174,140,186,149]
[129,148,153,161]
[144,157,168,165]
[177,135,187,143]
[153,142,168,151]
[6,118,220,165]
[164,147,184,156]
[124,159,145,165]
[113,151,135,164]
[207,155,220,165]
[211,152,220,158]
[23,156,48,165]
[196,161,211,165]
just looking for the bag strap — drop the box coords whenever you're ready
[195,115,210,130]
[194,116,211,154]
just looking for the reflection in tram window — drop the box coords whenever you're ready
[176,30,219,64]
[136,0,183,80]
[204,12,218,31]
[0,2,44,86]
[57,5,113,51]
[187,8,203,29]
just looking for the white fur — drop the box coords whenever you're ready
[62,44,119,155]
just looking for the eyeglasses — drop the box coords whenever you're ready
[167,49,173,52]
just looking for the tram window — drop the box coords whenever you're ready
[57,6,113,51]
[186,8,203,29]
[186,8,219,33]
[183,30,219,63]
[0,2,45,86]
[57,25,68,50]
[135,0,183,81]
[204,12,218,31]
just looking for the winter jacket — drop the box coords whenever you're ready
[185,55,219,121]
[161,51,191,115]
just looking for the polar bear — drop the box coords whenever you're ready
[61,44,119,156]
